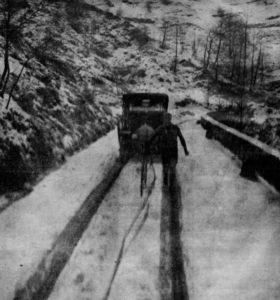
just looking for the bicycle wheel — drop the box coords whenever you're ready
[140,156,147,196]
[143,158,148,185]
[140,161,144,196]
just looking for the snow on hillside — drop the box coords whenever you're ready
[1,0,280,199]
[0,1,128,197]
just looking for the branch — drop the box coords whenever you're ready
[14,1,45,30]
[6,57,31,109]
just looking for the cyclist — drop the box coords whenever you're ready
[132,116,155,158]
[132,116,155,195]
[149,113,189,185]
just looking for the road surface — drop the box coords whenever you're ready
[48,106,280,300]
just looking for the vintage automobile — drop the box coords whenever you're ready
[117,93,169,162]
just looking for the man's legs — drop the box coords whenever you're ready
[169,157,177,186]
[163,163,169,185]
[161,152,169,186]
[162,150,178,186]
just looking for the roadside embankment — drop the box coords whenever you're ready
[14,159,124,300]
[0,130,120,300]
[201,115,280,191]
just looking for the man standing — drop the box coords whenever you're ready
[150,113,189,185]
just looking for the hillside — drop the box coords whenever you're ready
[1,0,280,200]
[0,1,129,197]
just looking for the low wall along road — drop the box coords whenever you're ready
[201,114,280,192]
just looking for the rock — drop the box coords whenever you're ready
[136,69,146,78]
[206,128,213,139]
[23,182,33,193]
[129,78,137,84]
[266,96,280,108]
[175,98,192,107]
[240,158,257,180]
[265,80,280,91]
[267,107,273,114]
[16,92,36,113]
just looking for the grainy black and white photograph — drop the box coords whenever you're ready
[1,0,280,299]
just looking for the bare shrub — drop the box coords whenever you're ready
[15,91,35,113]
[146,1,152,12]
[116,7,123,17]
[160,0,172,5]
[65,0,84,19]
[52,9,64,27]
[129,26,150,47]
[69,19,85,33]
[36,87,60,108]
[65,0,86,33]
[94,46,112,59]
[81,86,95,104]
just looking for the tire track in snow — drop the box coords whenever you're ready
[13,160,124,300]
[159,175,189,300]
[102,162,157,300]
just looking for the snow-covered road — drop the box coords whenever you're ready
[178,113,280,300]
[0,130,119,300]
[48,161,163,300]
[47,106,280,300]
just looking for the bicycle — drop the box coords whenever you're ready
[140,143,153,196]
[140,153,148,196]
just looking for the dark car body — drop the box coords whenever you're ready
[118,93,169,161]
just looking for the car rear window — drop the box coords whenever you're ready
[129,103,164,112]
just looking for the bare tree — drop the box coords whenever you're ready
[145,0,152,12]
[236,38,244,84]
[203,34,209,68]
[214,26,223,81]
[252,46,262,87]
[203,31,214,70]
[0,0,44,98]
[230,49,237,80]
[160,20,169,49]
[65,0,84,19]
[249,32,257,90]
[205,83,211,107]
[6,56,31,109]
[192,36,197,58]
[203,10,265,91]
[173,23,179,74]
[242,17,248,90]
[260,52,265,87]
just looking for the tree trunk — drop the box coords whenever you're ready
[249,36,256,91]
[230,51,237,80]
[260,53,264,87]
[203,39,208,70]
[206,38,213,70]
[6,58,31,109]
[236,41,243,84]
[161,24,168,49]
[253,47,261,87]
[0,8,11,95]
[214,30,222,81]
[242,19,248,90]
[174,24,178,74]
